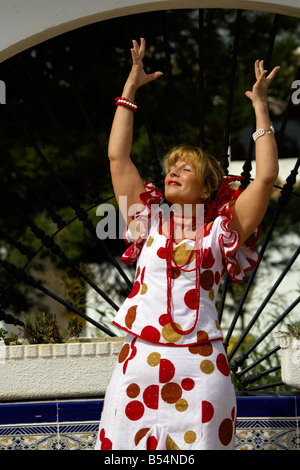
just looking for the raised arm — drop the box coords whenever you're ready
[229,60,280,245]
[108,38,163,226]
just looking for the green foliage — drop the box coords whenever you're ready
[0,328,19,345]
[0,313,84,345]
[22,311,84,344]
[279,323,300,339]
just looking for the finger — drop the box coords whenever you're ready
[131,40,143,66]
[145,71,163,83]
[255,60,266,80]
[131,47,139,66]
[259,60,265,74]
[139,37,146,59]
[266,65,280,83]
[254,60,261,80]
[255,69,268,87]
[132,39,139,54]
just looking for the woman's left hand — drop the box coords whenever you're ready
[245,60,280,108]
[230,59,280,246]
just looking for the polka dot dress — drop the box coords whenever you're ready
[94,182,260,450]
[95,334,236,450]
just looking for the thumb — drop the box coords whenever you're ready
[245,90,253,100]
[146,71,163,83]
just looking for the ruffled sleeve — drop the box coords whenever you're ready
[217,201,261,283]
[120,181,164,266]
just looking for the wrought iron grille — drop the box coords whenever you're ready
[0,9,299,392]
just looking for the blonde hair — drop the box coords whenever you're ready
[163,145,224,191]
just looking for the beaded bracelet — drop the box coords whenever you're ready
[252,125,275,142]
[115,97,137,112]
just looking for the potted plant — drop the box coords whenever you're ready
[0,312,124,401]
[276,324,300,390]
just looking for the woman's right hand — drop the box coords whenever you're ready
[124,38,163,93]
[108,38,162,226]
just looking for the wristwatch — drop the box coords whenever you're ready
[252,125,275,142]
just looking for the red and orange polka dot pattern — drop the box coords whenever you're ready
[114,184,260,348]
[95,182,259,450]
[95,334,237,450]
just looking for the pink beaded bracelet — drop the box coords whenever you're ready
[115,97,137,112]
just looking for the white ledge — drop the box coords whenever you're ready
[0,337,125,401]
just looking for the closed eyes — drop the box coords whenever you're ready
[168,165,195,173]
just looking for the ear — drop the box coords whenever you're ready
[199,190,209,204]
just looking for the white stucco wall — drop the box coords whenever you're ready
[0,338,125,401]
[0,0,300,63]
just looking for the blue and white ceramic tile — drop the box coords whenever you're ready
[0,396,299,450]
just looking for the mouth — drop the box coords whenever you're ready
[168,180,181,186]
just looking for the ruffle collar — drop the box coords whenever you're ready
[121,178,246,267]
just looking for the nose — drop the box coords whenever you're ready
[170,167,179,177]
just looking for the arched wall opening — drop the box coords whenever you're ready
[1,0,300,63]
[0,4,299,396]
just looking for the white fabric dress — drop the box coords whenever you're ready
[94,182,260,450]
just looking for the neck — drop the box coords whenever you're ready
[171,211,204,244]
[170,202,202,218]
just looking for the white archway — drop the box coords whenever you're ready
[0,0,300,63]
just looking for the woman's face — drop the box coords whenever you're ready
[164,157,208,207]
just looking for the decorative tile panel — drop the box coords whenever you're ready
[0,395,299,450]
[236,418,299,450]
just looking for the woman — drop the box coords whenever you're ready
[95,38,279,450]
